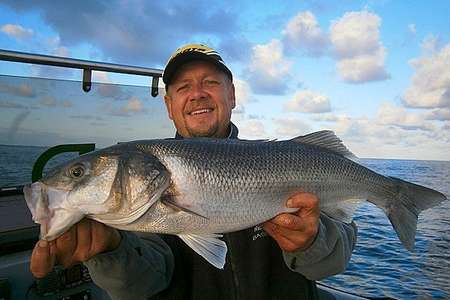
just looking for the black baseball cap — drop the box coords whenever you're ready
[163,43,233,86]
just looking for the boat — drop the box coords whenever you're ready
[0,49,375,299]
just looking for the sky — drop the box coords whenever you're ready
[0,0,449,160]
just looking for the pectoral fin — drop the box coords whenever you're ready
[162,198,208,219]
[178,233,227,269]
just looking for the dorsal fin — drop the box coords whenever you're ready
[291,130,356,158]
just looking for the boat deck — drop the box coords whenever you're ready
[0,191,39,254]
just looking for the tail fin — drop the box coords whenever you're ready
[387,177,447,251]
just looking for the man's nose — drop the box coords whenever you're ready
[189,83,208,100]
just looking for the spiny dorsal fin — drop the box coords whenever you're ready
[291,130,356,158]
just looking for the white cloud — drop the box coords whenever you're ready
[245,39,292,94]
[39,96,72,108]
[312,113,342,122]
[425,108,450,121]
[234,78,253,105]
[282,11,328,56]
[329,11,389,83]
[236,119,267,139]
[330,11,381,58]
[315,105,450,160]
[336,48,389,83]
[402,43,450,108]
[376,103,433,131]
[237,104,448,159]
[0,24,33,40]
[53,46,70,57]
[92,71,123,99]
[31,41,74,78]
[107,96,146,116]
[0,100,28,109]
[443,122,450,132]
[408,24,416,35]
[0,83,35,97]
[126,97,142,112]
[420,34,440,52]
[325,114,369,142]
[92,71,111,83]
[232,78,252,118]
[274,117,311,138]
[284,90,331,113]
[232,105,245,116]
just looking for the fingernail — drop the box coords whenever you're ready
[38,240,48,248]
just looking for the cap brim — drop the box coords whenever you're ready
[163,52,232,85]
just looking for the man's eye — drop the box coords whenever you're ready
[177,84,189,92]
[204,80,219,86]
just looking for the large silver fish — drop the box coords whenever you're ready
[23,131,446,268]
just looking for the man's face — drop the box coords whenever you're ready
[164,61,236,138]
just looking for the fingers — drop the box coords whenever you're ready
[287,193,319,213]
[263,217,317,252]
[263,192,320,252]
[90,221,121,253]
[54,219,116,266]
[55,225,77,267]
[262,222,300,252]
[31,219,122,276]
[72,219,93,262]
[270,213,306,231]
[30,240,56,278]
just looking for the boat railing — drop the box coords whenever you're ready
[0,49,163,96]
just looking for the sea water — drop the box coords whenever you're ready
[1,144,449,299]
[321,159,450,299]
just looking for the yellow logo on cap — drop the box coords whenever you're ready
[168,43,218,63]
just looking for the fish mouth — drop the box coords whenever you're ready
[24,182,51,226]
[23,182,84,240]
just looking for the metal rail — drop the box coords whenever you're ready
[0,49,163,96]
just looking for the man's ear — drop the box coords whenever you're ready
[230,83,236,109]
[164,94,174,120]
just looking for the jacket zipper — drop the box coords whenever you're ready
[225,234,240,300]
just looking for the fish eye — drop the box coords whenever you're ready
[69,164,85,178]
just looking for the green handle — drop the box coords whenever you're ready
[32,143,95,182]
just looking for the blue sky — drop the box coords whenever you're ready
[0,0,449,160]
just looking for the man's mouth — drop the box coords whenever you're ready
[189,108,213,116]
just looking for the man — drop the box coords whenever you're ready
[30,44,357,299]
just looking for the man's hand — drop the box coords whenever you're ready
[263,193,320,252]
[30,218,121,278]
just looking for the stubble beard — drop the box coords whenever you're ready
[186,122,219,138]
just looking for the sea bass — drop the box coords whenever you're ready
[23,131,446,268]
